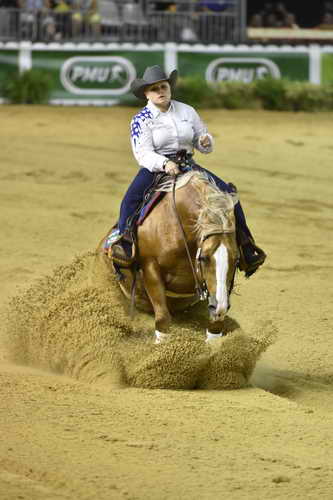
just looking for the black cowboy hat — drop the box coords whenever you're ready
[130,65,178,100]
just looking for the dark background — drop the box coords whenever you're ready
[247,1,327,28]
[153,2,329,28]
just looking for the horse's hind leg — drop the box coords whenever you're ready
[141,259,172,343]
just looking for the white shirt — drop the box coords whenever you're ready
[130,99,213,173]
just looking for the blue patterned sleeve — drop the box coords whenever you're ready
[130,107,168,172]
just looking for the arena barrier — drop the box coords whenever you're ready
[0,42,332,105]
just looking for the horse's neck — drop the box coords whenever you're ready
[172,183,202,244]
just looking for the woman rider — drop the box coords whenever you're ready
[110,65,266,278]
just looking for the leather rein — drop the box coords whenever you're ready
[171,176,211,301]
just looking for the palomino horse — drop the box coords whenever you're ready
[99,171,239,343]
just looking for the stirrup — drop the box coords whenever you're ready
[103,228,122,254]
[111,242,136,268]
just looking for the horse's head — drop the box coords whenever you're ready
[197,232,239,326]
[192,175,239,329]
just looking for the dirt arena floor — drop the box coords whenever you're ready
[0,105,333,500]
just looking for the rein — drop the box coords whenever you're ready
[171,177,209,301]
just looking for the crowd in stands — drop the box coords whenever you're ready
[1,0,333,43]
[0,0,147,41]
[249,2,299,29]
[0,0,240,42]
[316,1,333,29]
[152,1,233,12]
[249,1,333,31]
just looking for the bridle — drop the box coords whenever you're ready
[171,178,209,301]
[195,246,210,301]
[171,178,232,302]
[171,176,238,303]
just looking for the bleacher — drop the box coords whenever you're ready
[0,0,247,44]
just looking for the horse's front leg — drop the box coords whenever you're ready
[141,258,172,343]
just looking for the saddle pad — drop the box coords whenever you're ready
[136,171,202,226]
[137,191,165,225]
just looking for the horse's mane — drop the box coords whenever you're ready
[158,171,237,239]
[191,172,237,239]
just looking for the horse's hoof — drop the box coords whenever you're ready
[205,331,225,344]
[154,331,172,344]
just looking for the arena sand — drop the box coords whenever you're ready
[0,106,333,499]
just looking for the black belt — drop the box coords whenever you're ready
[165,150,194,167]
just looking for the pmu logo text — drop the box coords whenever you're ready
[205,57,281,83]
[60,56,136,95]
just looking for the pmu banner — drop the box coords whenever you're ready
[321,53,333,85]
[0,49,19,93]
[31,49,164,104]
[0,43,325,105]
[177,50,310,83]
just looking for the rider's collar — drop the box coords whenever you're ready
[147,99,174,117]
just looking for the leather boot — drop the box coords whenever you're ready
[111,233,136,268]
[237,230,266,278]
[239,243,266,278]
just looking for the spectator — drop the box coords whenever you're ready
[283,13,299,29]
[197,1,232,13]
[153,2,190,12]
[153,2,175,10]
[180,19,198,42]
[323,1,333,14]
[259,2,274,25]
[18,0,53,40]
[166,2,176,12]
[72,0,101,39]
[315,12,333,29]
[40,0,58,41]
[265,12,280,28]
[97,0,122,39]
[249,13,263,28]
[258,1,296,28]
[52,0,72,40]
[274,1,289,26]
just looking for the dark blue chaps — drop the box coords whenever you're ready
[118,166,252,242]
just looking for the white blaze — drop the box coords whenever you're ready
[214,244,229,314]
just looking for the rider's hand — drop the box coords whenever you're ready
[164,160,180,176]
[199,134,211,148]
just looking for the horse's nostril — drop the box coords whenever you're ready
[214,309,227,321]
